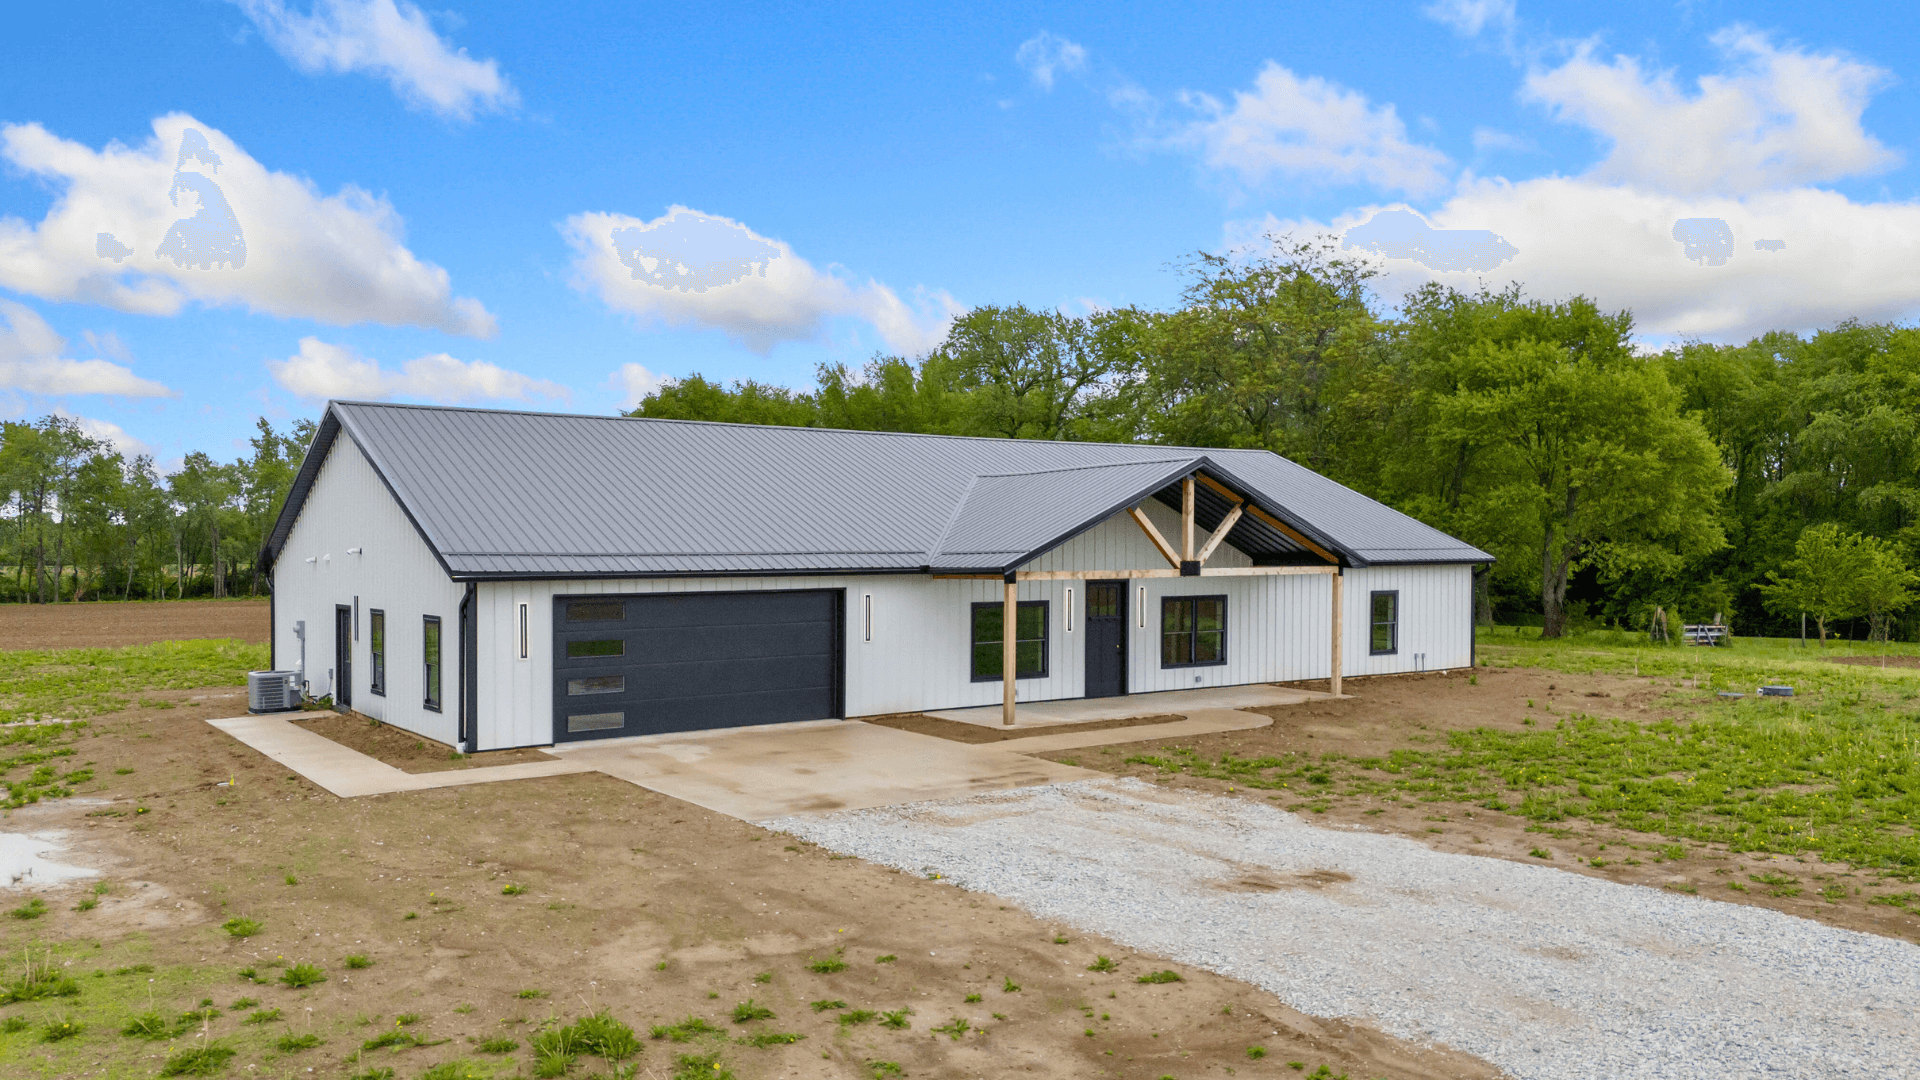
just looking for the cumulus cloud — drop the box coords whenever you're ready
[562,206,962,355]
[1423,0,1516,37]
[1522,28,1897,195]
[1175,62,1451,195]
[0,300,174,398]
[54,408,154,458]
[608,362,666,410]
[1015,31,1088,91]
[0,114,496,337]
[266,337,567,404]
[234,0,517,120]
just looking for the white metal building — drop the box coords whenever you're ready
[265,402,1492,752]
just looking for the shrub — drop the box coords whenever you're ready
[279,962,326,988]
[222,917,262,938]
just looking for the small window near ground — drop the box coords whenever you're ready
[567,600,624,622]
[970,601,1049,681]
[566,639,624,658]
[423,616,442,712]
[1370,590,1399,655]
[368,610,386,696]
[1162,596,1227,668]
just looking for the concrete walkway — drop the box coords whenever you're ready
[995,707,1272,754]
[206,716,593,798]
[927,683,1330,728]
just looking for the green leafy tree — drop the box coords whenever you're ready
[1853,536,1920,642]
[1759,523,1868,644]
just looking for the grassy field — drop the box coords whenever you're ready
[1132,628,1920,885]
[0,640,267,725]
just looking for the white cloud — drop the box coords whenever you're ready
[562,206,962,355]
[1176,62,1451,195]
[1244,177,1920,341]
[1471,126,1531,153]
[266,337,567,404]
[608,362,666,410]
[1423,0,1516,37]
[1522,28,1897,195]
[1015,31,1088,91]
[234,0,517,120]
[0,300,174,398]
[0,115,496,337]
[53,408,154,458]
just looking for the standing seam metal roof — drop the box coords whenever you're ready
[264,401,1492,579]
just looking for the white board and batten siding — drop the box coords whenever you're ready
[1339,564,1473,676]
[271,436,465,747]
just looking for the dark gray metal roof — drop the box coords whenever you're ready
[265,401,1492,580]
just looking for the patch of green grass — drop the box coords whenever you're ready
[475,1036,519,1053]
[0,639,266,727]
[418,1060,491,1080]
[731,999,774,1023]
[651,1015,723,1042]
[736,1030,805,1046]
[348,1068,395,1080]
[878,1008,912,1030]
[277,1032,324,1051]
[8,898,48,920]
[159,1041,237,1076]
[245,1008,283,1025]
[671,1052,735,1080]
[278,961,325,988]
[1136,970,1183,984]
[221,916,262,938]
[0,958,79,1004]
[345,954,372,969]
[1,1016,26,1033]
[122,1011,176,1040]
[810,999,848,1012]
[1087,956,1117,972]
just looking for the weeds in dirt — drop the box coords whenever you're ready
[277,1032,323,1051]
[516,988,546,999]
[418,1061,491,1080]
[671,1052,735,1080]
[245,1008,283,1024]
[122,1010,175,1039]
[221,916,261,937]
[838,1010,876,1026]
[752,971,772,983]
[475,1036,519,1053]
[873,954,896,964]
[178,1000,220,1025]
[395,1013,420,1026]
[362,1029,435,1051]
[346,954,372,969]
[0,955,78,1004]
[963,993,981,1003]
[807,950,847,974]
[878,1008,912,1030]
[348,1068,395,1080]
[736,1030,805,1046]
[231,997,258,1010]
[1528,848,1552,859]
[159,1041,236,1076]
[731,999,774,1023]
[809,999,847,1012]
[0,1016,24,1032]
[278,962,326,988]
[7,898,47,920]
[501,883,526,895]
[1001,977,1019,993]
[650,1016,723,1042]
[1136,971,1182,984]
[867,1062,904,1078]
[931,1017,970,1040]
[72,896,97,912]
[1087,956,1117,972]
[1051,936,1068,944]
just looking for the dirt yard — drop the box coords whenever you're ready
[0,599,269,650]
[2,694,1501,1080]
[1065,667,1920,944]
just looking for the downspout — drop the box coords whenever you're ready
[459,582,477,754]
[263,544,276,671]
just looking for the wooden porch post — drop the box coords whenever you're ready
[1181,476,1196,563]
[1330,570,1344,697]
[1002,577,1018,726]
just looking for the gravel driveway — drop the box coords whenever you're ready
[766,778,1919,1080]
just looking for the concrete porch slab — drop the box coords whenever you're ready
[925,683,1331,728]
[994,707,1272,755]
[547,721,1103,820]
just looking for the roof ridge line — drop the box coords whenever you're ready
[968,455,1201,480]
[924,473,982,566]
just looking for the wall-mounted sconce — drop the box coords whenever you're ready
[304,556,316,564]
[346,547,363,555]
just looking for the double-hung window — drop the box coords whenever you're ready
[423,615,443,711]
[970,601,1049,681]
[1161,595,1227,667]
[368,610,386,695]
[1370,590,1399,655]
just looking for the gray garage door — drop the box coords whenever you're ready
[551,590,843,742]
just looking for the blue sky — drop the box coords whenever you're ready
[4,0,1920,467]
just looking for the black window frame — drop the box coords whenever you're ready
[1160,594,1229,669]
[1370,590,1399,655]
[368,609,386,696]
[969,600,1049,682]
[423,615,443,712]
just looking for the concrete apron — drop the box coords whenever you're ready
[208,704,1278,821]
[926,683,1330,728]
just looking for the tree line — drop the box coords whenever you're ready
[635,237,1920,641]
[0,415,312,603]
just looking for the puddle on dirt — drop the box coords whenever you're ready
[0,831,99,890]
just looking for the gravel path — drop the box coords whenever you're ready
[765,778,1920,1080]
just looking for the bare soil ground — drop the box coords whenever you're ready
[1053,667,1920,944]
[0,599,269,650]
[4,693,1502,1080]
[293,712,559,773]
[1827,654,1920,669]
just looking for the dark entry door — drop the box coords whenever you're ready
[1084,581,1127,698]
[552,589,843,743]
[333,605,352,710]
